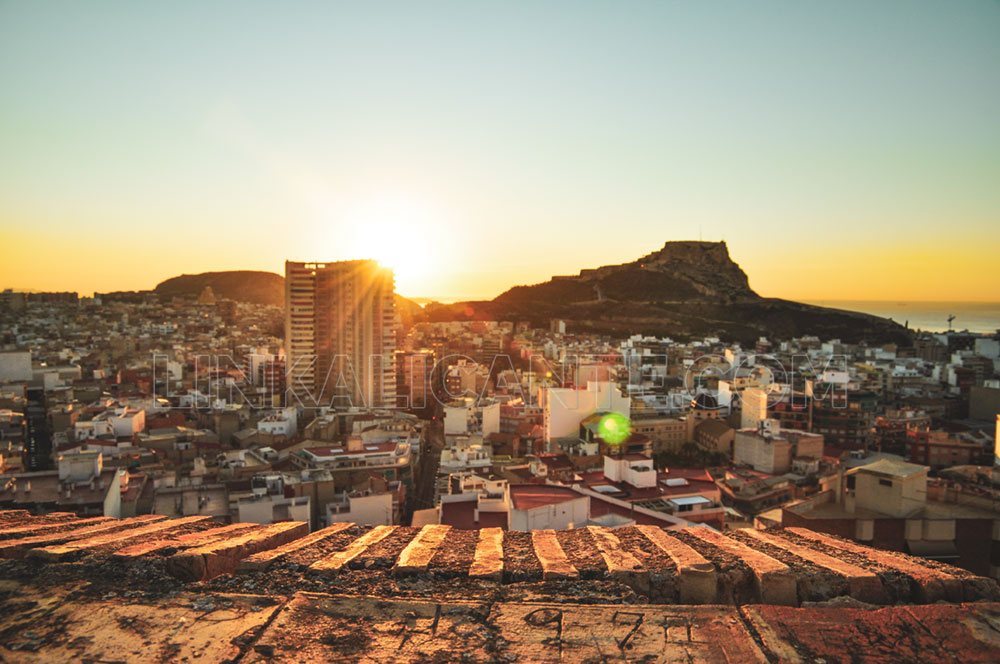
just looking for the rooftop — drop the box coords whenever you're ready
[2,510,998,662]
[507,484,581,510]
[852,458,929,479]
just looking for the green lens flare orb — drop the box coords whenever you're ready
[598,412,630,445]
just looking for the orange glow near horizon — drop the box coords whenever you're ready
[2,224,1000,304]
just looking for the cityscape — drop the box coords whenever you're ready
[2,2,1000,663]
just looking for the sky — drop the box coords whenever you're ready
[1,1,999,302]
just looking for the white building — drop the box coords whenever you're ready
[444,404,474,435]
[542,381,630,443]
[236,475,311,528]
[603,454,657,489]
[741,387,768,430]
[439,436,492,475]
[507,484,589,531]
[257,406,298,437]
[0,351,32,382]
[327,490,394,526]
[733,420,824,474]
[482,402,501,436]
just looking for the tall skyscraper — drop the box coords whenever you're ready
[285,260,397,409]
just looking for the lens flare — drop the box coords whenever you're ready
[598,412,630,445]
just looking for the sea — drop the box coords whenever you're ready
[808,301,1000,335]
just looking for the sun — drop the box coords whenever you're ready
[337,194,441,294]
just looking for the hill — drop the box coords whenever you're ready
[153,244,912,345]
[425,241,912,345]
[153,271,425,325]
[154,271,284,306]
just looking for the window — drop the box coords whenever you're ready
[878,478,893,488]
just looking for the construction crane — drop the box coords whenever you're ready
[947,314,956,331]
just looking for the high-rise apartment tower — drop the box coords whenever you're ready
[285,260,397,408]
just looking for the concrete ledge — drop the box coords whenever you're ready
[310,525,396,574]
[169,521,308,580]
[242,594,767,663]
[685,527,797,606]
[636,525,717,604]
[469,527,504,580]
[0,586,281,663]
[4,587,1000,663]
[246,593,492,663]
[29,516,212,561]
[492,600,768,663]
[740,528,888,604]
[239,522,354,572]
[393,525,451,576]
[741,602,1000,663]
[0,515,167,559]
[786,527,963,603]
[531,530,578,580]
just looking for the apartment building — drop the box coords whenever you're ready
[733,420,824,474]
[285,260,397,409]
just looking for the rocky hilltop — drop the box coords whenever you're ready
[428,241,912,345]
[495,241,754,307]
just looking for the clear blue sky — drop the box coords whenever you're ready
[1,0,998,300]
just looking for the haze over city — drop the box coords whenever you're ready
[2,0,999,301]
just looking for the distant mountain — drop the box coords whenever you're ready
[425,241,912,345]
[154,271,284,306]
[153,270,425,325]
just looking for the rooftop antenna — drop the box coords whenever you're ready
[947,314,955,332]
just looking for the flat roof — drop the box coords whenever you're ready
[851,458,928,479]
[669,495,712,506]
[508,484,582,510]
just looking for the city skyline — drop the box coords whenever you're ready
[2,1,999,302]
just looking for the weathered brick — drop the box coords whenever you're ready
[587,526,648,593]
[0,516,112,540]
[168,521,308,580]
[685,527,797,606]
[787,526,964,602]
[0,515,167,559]
[310,525,396,574]
[113,522,260,559]
[531,529,578,580]
[469,527,504,580]
[239,522,355,572]
[740,527,887,604]
[393,525,451,576]
[636,525,717,604]
[30,516,213,561]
